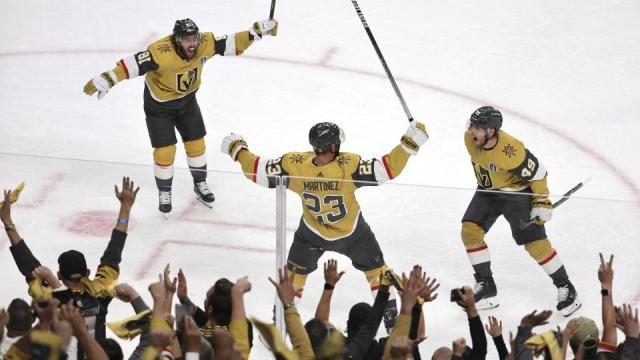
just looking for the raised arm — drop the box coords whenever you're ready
[3,189,42,280]
[269,266,314,360]
[220,133,291,189]
[230,276,252,360]
[598,253,617,352]
[455,285,487,360]
[352,122,429,188]
[83,47,161,99]
[314,259,345,322]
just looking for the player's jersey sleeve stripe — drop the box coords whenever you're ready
[381,155,394,180]
[121,54,141,78]
[253,157,274,188]
[373,159,390,184]
[118,60,130,79]
[252,156,260,183]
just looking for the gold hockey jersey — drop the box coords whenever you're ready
[236,145,411,240]
[107,31,254,102]
[465,129,549,194]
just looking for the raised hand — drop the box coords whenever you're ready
[32,266,63,288]
[1,190,13,226]
[233,276,252,294]
[485,316,503,337]
[520,309,553,328]
[455,286,477,313]
[268,266,296,306]
[114,283,140,302]
[177,268,191,305]
[419,276,440,302]
[220,133,248,161]
[114,177,139,208]
[148,274,167,302]
[400,266,428,313]
[560,319,579,346]
[616,303,640,338]
[324,259,345,286]
[250,19,278,40]
[183,316,202,353]
[163,263,177,294]
[598,253,614,289]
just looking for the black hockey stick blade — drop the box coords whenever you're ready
[520,178,591,229]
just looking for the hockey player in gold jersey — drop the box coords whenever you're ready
[221,121,429,331]
[84,18,278,214]
[461,106,580,316]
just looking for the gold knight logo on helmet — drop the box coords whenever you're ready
[176,68,198,92]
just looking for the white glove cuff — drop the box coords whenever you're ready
[231,144,248,161]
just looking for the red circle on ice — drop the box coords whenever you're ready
[65,211,129,237]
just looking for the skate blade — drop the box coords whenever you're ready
[560,300,582,317]
[195,195,214,209]
[476,297,499,310]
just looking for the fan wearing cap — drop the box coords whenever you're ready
[460,106,579,317]
[83,17,278,216]
[221,120,429,332]
[1,177,139,346]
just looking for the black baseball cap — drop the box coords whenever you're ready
[58,250,88,281]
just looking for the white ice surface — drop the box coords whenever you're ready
[1,0,639,358]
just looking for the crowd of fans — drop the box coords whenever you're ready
[0,178,638,360]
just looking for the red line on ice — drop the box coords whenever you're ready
[1,45,636,203]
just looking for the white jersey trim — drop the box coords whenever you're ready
[253,157,270,188]
[121,54,139,78]
[531,162,547,181]
[373,159,390,184]
[302,210,361,242]
[224,34,237,56]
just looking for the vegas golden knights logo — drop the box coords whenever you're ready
[473,163,493,188]
[176,68,198,93]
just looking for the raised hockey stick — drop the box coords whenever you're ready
[269,0,276,19]
[349,0,414,123]
[520,178,591,229]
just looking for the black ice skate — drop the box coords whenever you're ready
[556,282,581,317]
[383,299,398,333]
[158,190,172,216]
[194,181,215,208]
[473,274,499,310]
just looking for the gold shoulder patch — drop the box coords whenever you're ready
[157,43,172,53]
[288,153,306,164]
[501,143,518,158]
[336,154,352,166]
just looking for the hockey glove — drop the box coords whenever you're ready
[221,133,248,161]
[250,19,278,40]
[400,121,429,155]
[530,197,553,224]
[83,72,116,100]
